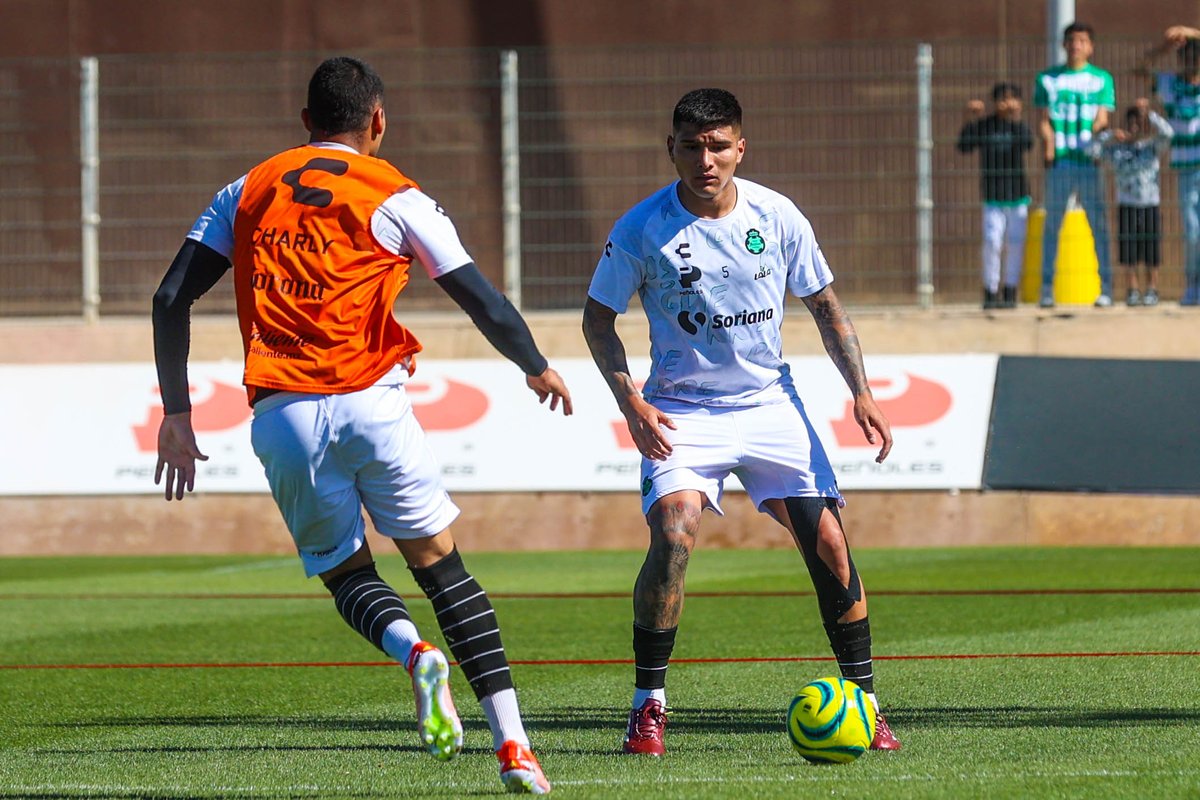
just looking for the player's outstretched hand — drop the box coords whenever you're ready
[526,367,573,416]
[154,411,209,501]
[853,393,893,464]
[623,396,676,461]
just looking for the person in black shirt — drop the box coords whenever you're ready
[957,82,1035,308]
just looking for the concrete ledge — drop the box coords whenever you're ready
[3,490,1198,557]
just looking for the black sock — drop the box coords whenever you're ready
[324,563,412,653]
[825,616,874,694]
[633,623,677,690]
[410,548,513,700]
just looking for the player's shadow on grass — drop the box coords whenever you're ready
[53,708,787,736]
[50,714,410,732]
[882,705,1200,729]
[32,742,426,757]
[41,714,439,758]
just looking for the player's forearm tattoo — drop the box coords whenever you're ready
[583,300,641,407]
[804,288,870,396]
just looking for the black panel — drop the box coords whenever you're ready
[984,356,1200,493]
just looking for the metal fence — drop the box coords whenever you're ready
[0,39,1180,317]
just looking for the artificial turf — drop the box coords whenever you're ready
[2,547,1198,798]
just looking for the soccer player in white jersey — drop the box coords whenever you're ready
[582,88,901,756]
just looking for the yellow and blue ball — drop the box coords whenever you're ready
[786,677,876,764]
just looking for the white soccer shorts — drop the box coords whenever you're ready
[250,364,460,577]
[638,396,843,517]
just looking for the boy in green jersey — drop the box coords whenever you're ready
[1034,21,1116,308]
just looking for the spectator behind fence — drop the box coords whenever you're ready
[1034,21,1116,309]
[956,82,1033,309]
[1140,26,1200,306]
[1089,99,1173,306]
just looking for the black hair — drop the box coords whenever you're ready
[306,56,384,135]
[1063,21,1094,41]
[672,88,742,133]
[1180,38,1200,59]
[991,82,1021,101]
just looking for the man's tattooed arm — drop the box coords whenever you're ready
[801,285,870,396]
[583,296,677,461]
[582,296,641,410]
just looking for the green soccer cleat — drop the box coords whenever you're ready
[406,641,463,761]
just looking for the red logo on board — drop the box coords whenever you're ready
[830,373,952,447]
[132,381,251,451]
[407,379,490,431]
[133,376,490,451]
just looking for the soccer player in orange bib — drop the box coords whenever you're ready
[152,57,568,794]
[583,88,900,757]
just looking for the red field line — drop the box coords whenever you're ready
[1,588,1198,601]
[3,651,1198,671]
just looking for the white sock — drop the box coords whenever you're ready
[632,687,666,709]
[379,619,421,667]
[480,688,529,750]
[867,692,880,712]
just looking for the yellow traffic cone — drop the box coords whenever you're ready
[1021,207,1103,305]
[1021,208,1044,304]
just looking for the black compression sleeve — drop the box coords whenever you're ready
[151,239,231,414]
[434,263,548,376]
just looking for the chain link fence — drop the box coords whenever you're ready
[0,38,1177,317]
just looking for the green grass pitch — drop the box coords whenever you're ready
[2,547,1199,798]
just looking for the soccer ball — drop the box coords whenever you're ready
[786,677,876,764]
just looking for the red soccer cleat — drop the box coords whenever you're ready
[871,711,902,751]
[497,740,552,794]
[622,698,667,756]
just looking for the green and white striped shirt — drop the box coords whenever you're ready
[1033,63,1116,164]
[1155,72,1200,169]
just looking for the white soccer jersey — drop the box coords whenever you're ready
[588,177,833,407]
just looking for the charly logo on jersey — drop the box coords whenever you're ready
[744,228,766,255]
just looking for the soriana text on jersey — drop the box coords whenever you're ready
[711,307,775,329]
